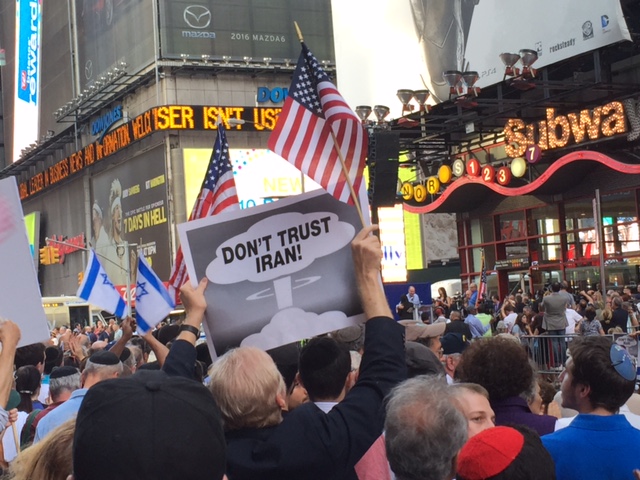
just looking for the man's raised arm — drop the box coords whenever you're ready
[351,225,392,321]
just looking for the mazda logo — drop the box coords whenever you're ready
[85,60,93,80]
[184,5,211,29]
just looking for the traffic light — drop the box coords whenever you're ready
[49,246,60,264]
[39,247,50,265]
[78,271,84,286]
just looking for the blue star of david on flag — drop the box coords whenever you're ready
[77,250,126,318]
[135,255,175,335]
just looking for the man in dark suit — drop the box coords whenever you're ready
[205,225,407,480]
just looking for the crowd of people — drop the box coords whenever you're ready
[0,226,640,479]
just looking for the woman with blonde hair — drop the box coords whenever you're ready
[9,419,75,480]
[600,306,613,333]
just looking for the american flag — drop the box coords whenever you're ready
[475,252,487,308]
[168,123,239,303]
[268,43,367,204]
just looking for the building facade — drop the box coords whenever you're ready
[0,0,335,297]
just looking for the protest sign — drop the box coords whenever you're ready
[178,190,366,356]
[0,177,50,346]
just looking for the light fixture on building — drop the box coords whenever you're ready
[413,90,431,111]
[355,105,373,125]
[373,105,390,125]
[284,58,292,68]
[519,49,538,77]
[396,89,432,118]
[243,56,252,66]
[500,52,521,79]
[263,57,272,67]
[442,70,480,102]
[461,71,480,96]
[442,70,463,99]
[222,55,231,65]
[54,62,128,121]
[201,54,211,63]
[396,89,416,115]
[500,49,538,81]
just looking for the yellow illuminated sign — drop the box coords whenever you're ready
[19,105,283,200]
[183,148,321,212]
[504,102,626,158]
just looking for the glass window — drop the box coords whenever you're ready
[470,217,495,245]
[536,235,562,262]
[505,240,528,260]
[530,204,560,235]
[564,266,600,292]
[498,211,527,240]
[565,198,594,230]
[601,191,636,221]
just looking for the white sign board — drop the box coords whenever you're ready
[332,0,631,108]
[178,190,366,356]
[0,177,50,346]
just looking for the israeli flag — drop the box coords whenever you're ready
[135,255,175,335]
[77,250,126,318]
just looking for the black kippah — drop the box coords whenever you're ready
[50,366,80,379]
[89,350,120,366]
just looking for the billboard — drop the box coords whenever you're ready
[90,147,171,288]
[183,148,321,212]
[75,0,155,91]
[23,211,40,268]
[332,0,631,108]
[13,0,42,162]
[158,0,335,63]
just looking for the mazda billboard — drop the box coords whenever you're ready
[158,0,335,63]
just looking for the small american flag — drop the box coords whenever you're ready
[476,253,487,308]
[168,123,239,303]
[268,43,367,204]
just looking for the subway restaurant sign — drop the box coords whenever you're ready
[18,105,282,200]
[504,99,640,158]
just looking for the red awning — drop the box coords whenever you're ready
[404,150,640,214]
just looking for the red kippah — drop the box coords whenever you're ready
[457,426,525,479]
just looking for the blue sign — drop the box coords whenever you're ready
[91,105,123,136]
[257,87,288,104]
[17,0,40,105]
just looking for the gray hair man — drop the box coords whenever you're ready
[23,365,81,446]
[34,351,122,442]
[385,376,468,480]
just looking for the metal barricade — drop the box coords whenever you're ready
[520,334,616,383]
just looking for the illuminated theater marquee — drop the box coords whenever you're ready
[19,105,281,200]
[504,101,630,158]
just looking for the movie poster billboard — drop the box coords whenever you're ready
[90,148,170,292]
[178,190,365,356]
[332,0,631,109]
[75,0,155,92]
[158,0,335,63]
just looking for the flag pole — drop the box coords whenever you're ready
[294,22,366,228]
